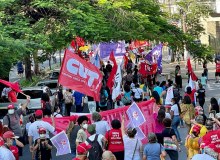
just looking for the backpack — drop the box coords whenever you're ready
[87,134,103,160]
[122,95,131,105]
[173,88,180,98]
[45,102,52,114]
[99,92,107,105]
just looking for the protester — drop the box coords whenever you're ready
[213,113,220,130]
[121,115,143,160]
[41,93,52,117]
[175,65,182,89]
[131,78,137,89]
[189,115,208,137]
[132,84,143,103]
[200,73,207,89]
[153,103,165,144]
[1,86,11,102]
[106,61,113,76]
[215,59,220,83]
[150,91,162,105]
[56,86,65,115]
[92,112,110,136]
[194,106,207,124]
[53,105,62,117]
[102,151,117,160]
[28,110,55,155]
[105,119,124,160]
[173,83,181,102]
[72,143,91,160]
[203,62,208,81]
[76,116,89,146]
[185,86,196,107]
[73,90,85,113]
[25,116,34,138]
[170,97,181,142]
[17,60,24,78]
[3,96,30,156]
[0,131,16,160]
[8,89,18,103]
[123,85,132,105]
[162,118,181,160]
[64,88,73,116]
[133,65,138,80]
[160,105,171,118]
[85,124,107,159]
[180,96,195,134]
[197,84,206,108]
[124,71,133,86]
[98,86,109,111]
[185,125,203,159]
[153,81,163,96]
[142,132,167,160]
[33,127,53,160]
[160,81,166,91]
[209,97,220,114]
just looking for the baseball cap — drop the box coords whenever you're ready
[7,104,15,109]
[38,127,46,132]
[87,124,96,135]
[192,125,201,135]
[77,143,91,154]
[35,110,43,116]
[200,141,210,149]
[3,131,19,139]
[70,115,78,122]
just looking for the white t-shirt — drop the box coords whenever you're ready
[1,88,12,98]
[123,135,142,160]
[85,134,104,147]
[132,88,143,99]
[131,83,136,89]
[171,104,179,115]
[26,122,32,133]
[28,120,55,141]
[165,113,171,118]
[0,147,15,160]
[54,112,62,117]
[93,121,110,137]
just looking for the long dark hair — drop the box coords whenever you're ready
[157,109,165,124]
[160,81,166,87]
[41,93,50,102]
[210,97,218,106]
[152,91,160,104]
[100,86,105,94]
[186,86,192,94]
[172,97,181,114]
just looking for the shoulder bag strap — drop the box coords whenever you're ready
[6,115,11,130]
[132,139,138,160]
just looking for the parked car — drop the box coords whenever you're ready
[35,80,58,93]
[49,69,60,80]
[17,86,56,110]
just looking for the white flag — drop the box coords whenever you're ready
[112,64,122,100]
[189,75,194,89]
[165,86,174,105]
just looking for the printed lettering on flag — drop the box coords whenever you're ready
[112,64,122,100]
[50,131,71,156]
[58,49,102,101]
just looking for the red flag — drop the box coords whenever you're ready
[77,49,84,59]
[138,63,152,75]
[150,63,157,74]
[76,37,85,47]
[109,50,117,66]
[0,79,23,93]
[106,65,117,91]
[71,40,76,50]
[134,40,149,48]
[58,49,102,101]
[187,58,192,73]
[191,71,198,81]
[122,54,129,69]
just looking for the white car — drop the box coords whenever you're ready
[17,86,56,110]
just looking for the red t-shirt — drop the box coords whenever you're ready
[41,100,51,109]
[185,88,196,102]
[105,129,124,152]
[72,158,80,160]
[216,63,220,72]
[8,91,17,103]
[203,129,220,153]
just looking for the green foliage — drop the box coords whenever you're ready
[20,76,41,87]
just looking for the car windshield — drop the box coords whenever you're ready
[17,90,43,99]
[51,72,59,78]
[0,108,8,120]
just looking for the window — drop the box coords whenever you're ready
[17,90,43,99]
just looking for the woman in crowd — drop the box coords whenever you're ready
[143,82,151,101]
[121,115,143,160]
[53,106,62,117]
[132,84,143,103]
[153,103,165,144]
[209,97,220,114]
[64,88,73,116]
[41,93,52,117]
[33,127,53,160]
[160,105,171,118]
[170,97,181,142]
[99,86,109,111]
[162,118,181,160]
[75,116,89,147]
[133,65,138,80]
[203,62,208,80]
[185,86,196,107]
[92,112,110,136]
[151,91,162,105]
[56,86,65,115]
[213,113,220,130]
[197,84,206,108]
[142,133,167,160]
[175,65,182,89]
[123,85,132,105]
[105,119,124,160]
[180,96,195,134]
[160,81,166,91]
[185,125,203,159]
[125,71,133,86]
[131,78,138,89]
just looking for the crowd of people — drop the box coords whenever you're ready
[2,53,220,160]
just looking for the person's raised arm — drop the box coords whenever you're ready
[33,139,40,151]
[121,115,126,136]
[15,138,24,147]
[22,96,30,112]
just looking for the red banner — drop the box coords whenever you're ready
[76,37,85,47]
[58,49,102,101]
[43,100,158,144]
[187,58,192,73]
[106,65,117,91]
[71,40,76,50]
[109,50,117,66]
[138,63,152,75]
[151,63,157,74]
[134,40,149,48]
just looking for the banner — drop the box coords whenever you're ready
[50,131,71,156]
[100,41,126,59]
[187,58,192,73]
[134,40,149,48]
[106,65,117,90]
[71,40,76,50]
[165,86,173,105]
[121,54,129,69]
[76,37,85,47]
[138,63,152,75]
[144,43,163,74]
[130,51,136,63]
[44,100,158,144]
[112,64,122,100]
[58,49,102,101]
[109,50,117,66]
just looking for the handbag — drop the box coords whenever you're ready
[122,96,131,105]
[163,129,178,151]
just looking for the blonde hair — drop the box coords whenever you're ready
[66,121,75,139]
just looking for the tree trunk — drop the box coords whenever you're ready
[25,53,33,81]
[171,50,175,62]
[59,50,62,66]
[33,51,40,75]
[49,57,51,70]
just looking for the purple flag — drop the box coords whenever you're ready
[126,102,146,127]
[135,127,146,140]
[50,131,71,156]
[144,43,163,74]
